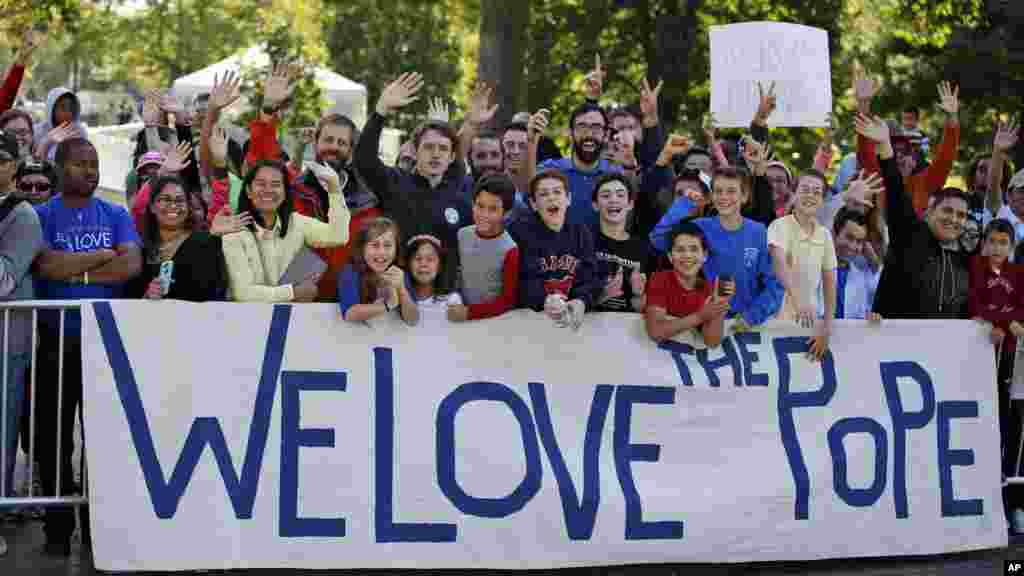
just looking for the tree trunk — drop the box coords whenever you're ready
[477,0,530,129]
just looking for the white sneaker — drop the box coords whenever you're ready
[0,535,7,557]
[1011,508,1024,534]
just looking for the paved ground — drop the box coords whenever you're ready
[2,517,1023,576]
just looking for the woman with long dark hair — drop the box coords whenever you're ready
[223,160,350,302]
[127,175,229,301]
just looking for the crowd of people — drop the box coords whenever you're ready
[1,28,1023,559]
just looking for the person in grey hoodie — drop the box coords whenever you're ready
[32,87,89,162]
[0,129,44,558]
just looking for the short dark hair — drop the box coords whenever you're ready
[502,122,528,138]
[930,186,971,208]
[0,109,33,132]
[669,220,708,251]
[607,106,640,124]
[984,218,1015,244]
[412,120,460,157]
[568,102,608,131]
[833,207,868,236]
[238,160,294,238]
[315,113,359,146]
[54,137,95,168]
[528,169,569,200]
[710,165,751,196]
[592,172,637,202]
[473,173,516,211]
[797,169,830,195]
[469,130,502,157]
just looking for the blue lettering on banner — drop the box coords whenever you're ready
[733,332,769,387]
[937,401,983,517]
[657,340,696,387]
[775,336,838,520]
[694,338,743,387]
[93,301,288,520]
[881,361,935,519]
[280,371,348,537]
[529,383,613,540]
[828,417,888,507]
[373,347,456,542]
[613,386,684,540]
[436,382,543,518]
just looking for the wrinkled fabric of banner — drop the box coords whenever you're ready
[80,301,1005,572]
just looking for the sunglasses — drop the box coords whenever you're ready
[19,181,52,193]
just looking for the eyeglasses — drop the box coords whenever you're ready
[155,196,188,207]
[573,123,606,135]
[18,182,52,193]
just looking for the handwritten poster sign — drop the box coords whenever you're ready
[710,22,832,128]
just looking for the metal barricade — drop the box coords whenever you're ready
[0,302,87,515]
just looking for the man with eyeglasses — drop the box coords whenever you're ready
[533,102,622,231]
[14,159,57,205]
[0,110,35,162]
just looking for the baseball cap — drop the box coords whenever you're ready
[0,130,18,162]
[137,151,165,171]
[1009,168,1024,192]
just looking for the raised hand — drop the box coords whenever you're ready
[210,71,242,111]
[467,81,499,126]
[853,113,890,145]
[844,169,884,209]
[161,141,193,174]
[703,113,718,145]
[46,122,80,146]
[14,28,44,66]
[852,66,881,102]
[264,61,296,109]
[994,117,1019,154]
[742,136,768,175]
[427,97,450,123]
[209,205,253,237]
[656,133,690,167]
[304,161,347,194]
[583,54,605,101]
[937,81,959,116]
[821,112,835,149]
[142,90,163,126]
[754,81,777,124]
[376,72,425,117]
[209,125,229,167]
[639,78,663,126]
[528,109,550,142]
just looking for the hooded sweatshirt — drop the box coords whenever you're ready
[33,87,89,161]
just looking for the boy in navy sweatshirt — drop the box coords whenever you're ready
[650,166,783,327]
[509,169,599,329]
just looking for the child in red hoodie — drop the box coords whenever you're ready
[968,218,1024,531]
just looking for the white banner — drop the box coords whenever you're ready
[710,22,833,127]
[81,302,1005,572]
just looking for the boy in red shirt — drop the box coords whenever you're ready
[968,218,1024,531]
[645,221,733,347]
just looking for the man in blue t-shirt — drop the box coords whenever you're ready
[32,137,141,556]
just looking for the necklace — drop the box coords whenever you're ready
[158,232,188,263]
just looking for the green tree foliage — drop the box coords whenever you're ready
[322,0,462,134]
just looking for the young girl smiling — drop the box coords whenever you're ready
[406,235,462,327]
[338,217,417,325]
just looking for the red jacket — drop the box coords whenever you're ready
[968,256,1024,352]
[0,64,24,113]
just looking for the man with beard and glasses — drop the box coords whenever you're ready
[244,65,382,300]
[528,102,621,231]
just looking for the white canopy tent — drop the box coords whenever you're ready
[171,46,368,127]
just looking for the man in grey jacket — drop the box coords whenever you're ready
[0,129,43,557]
